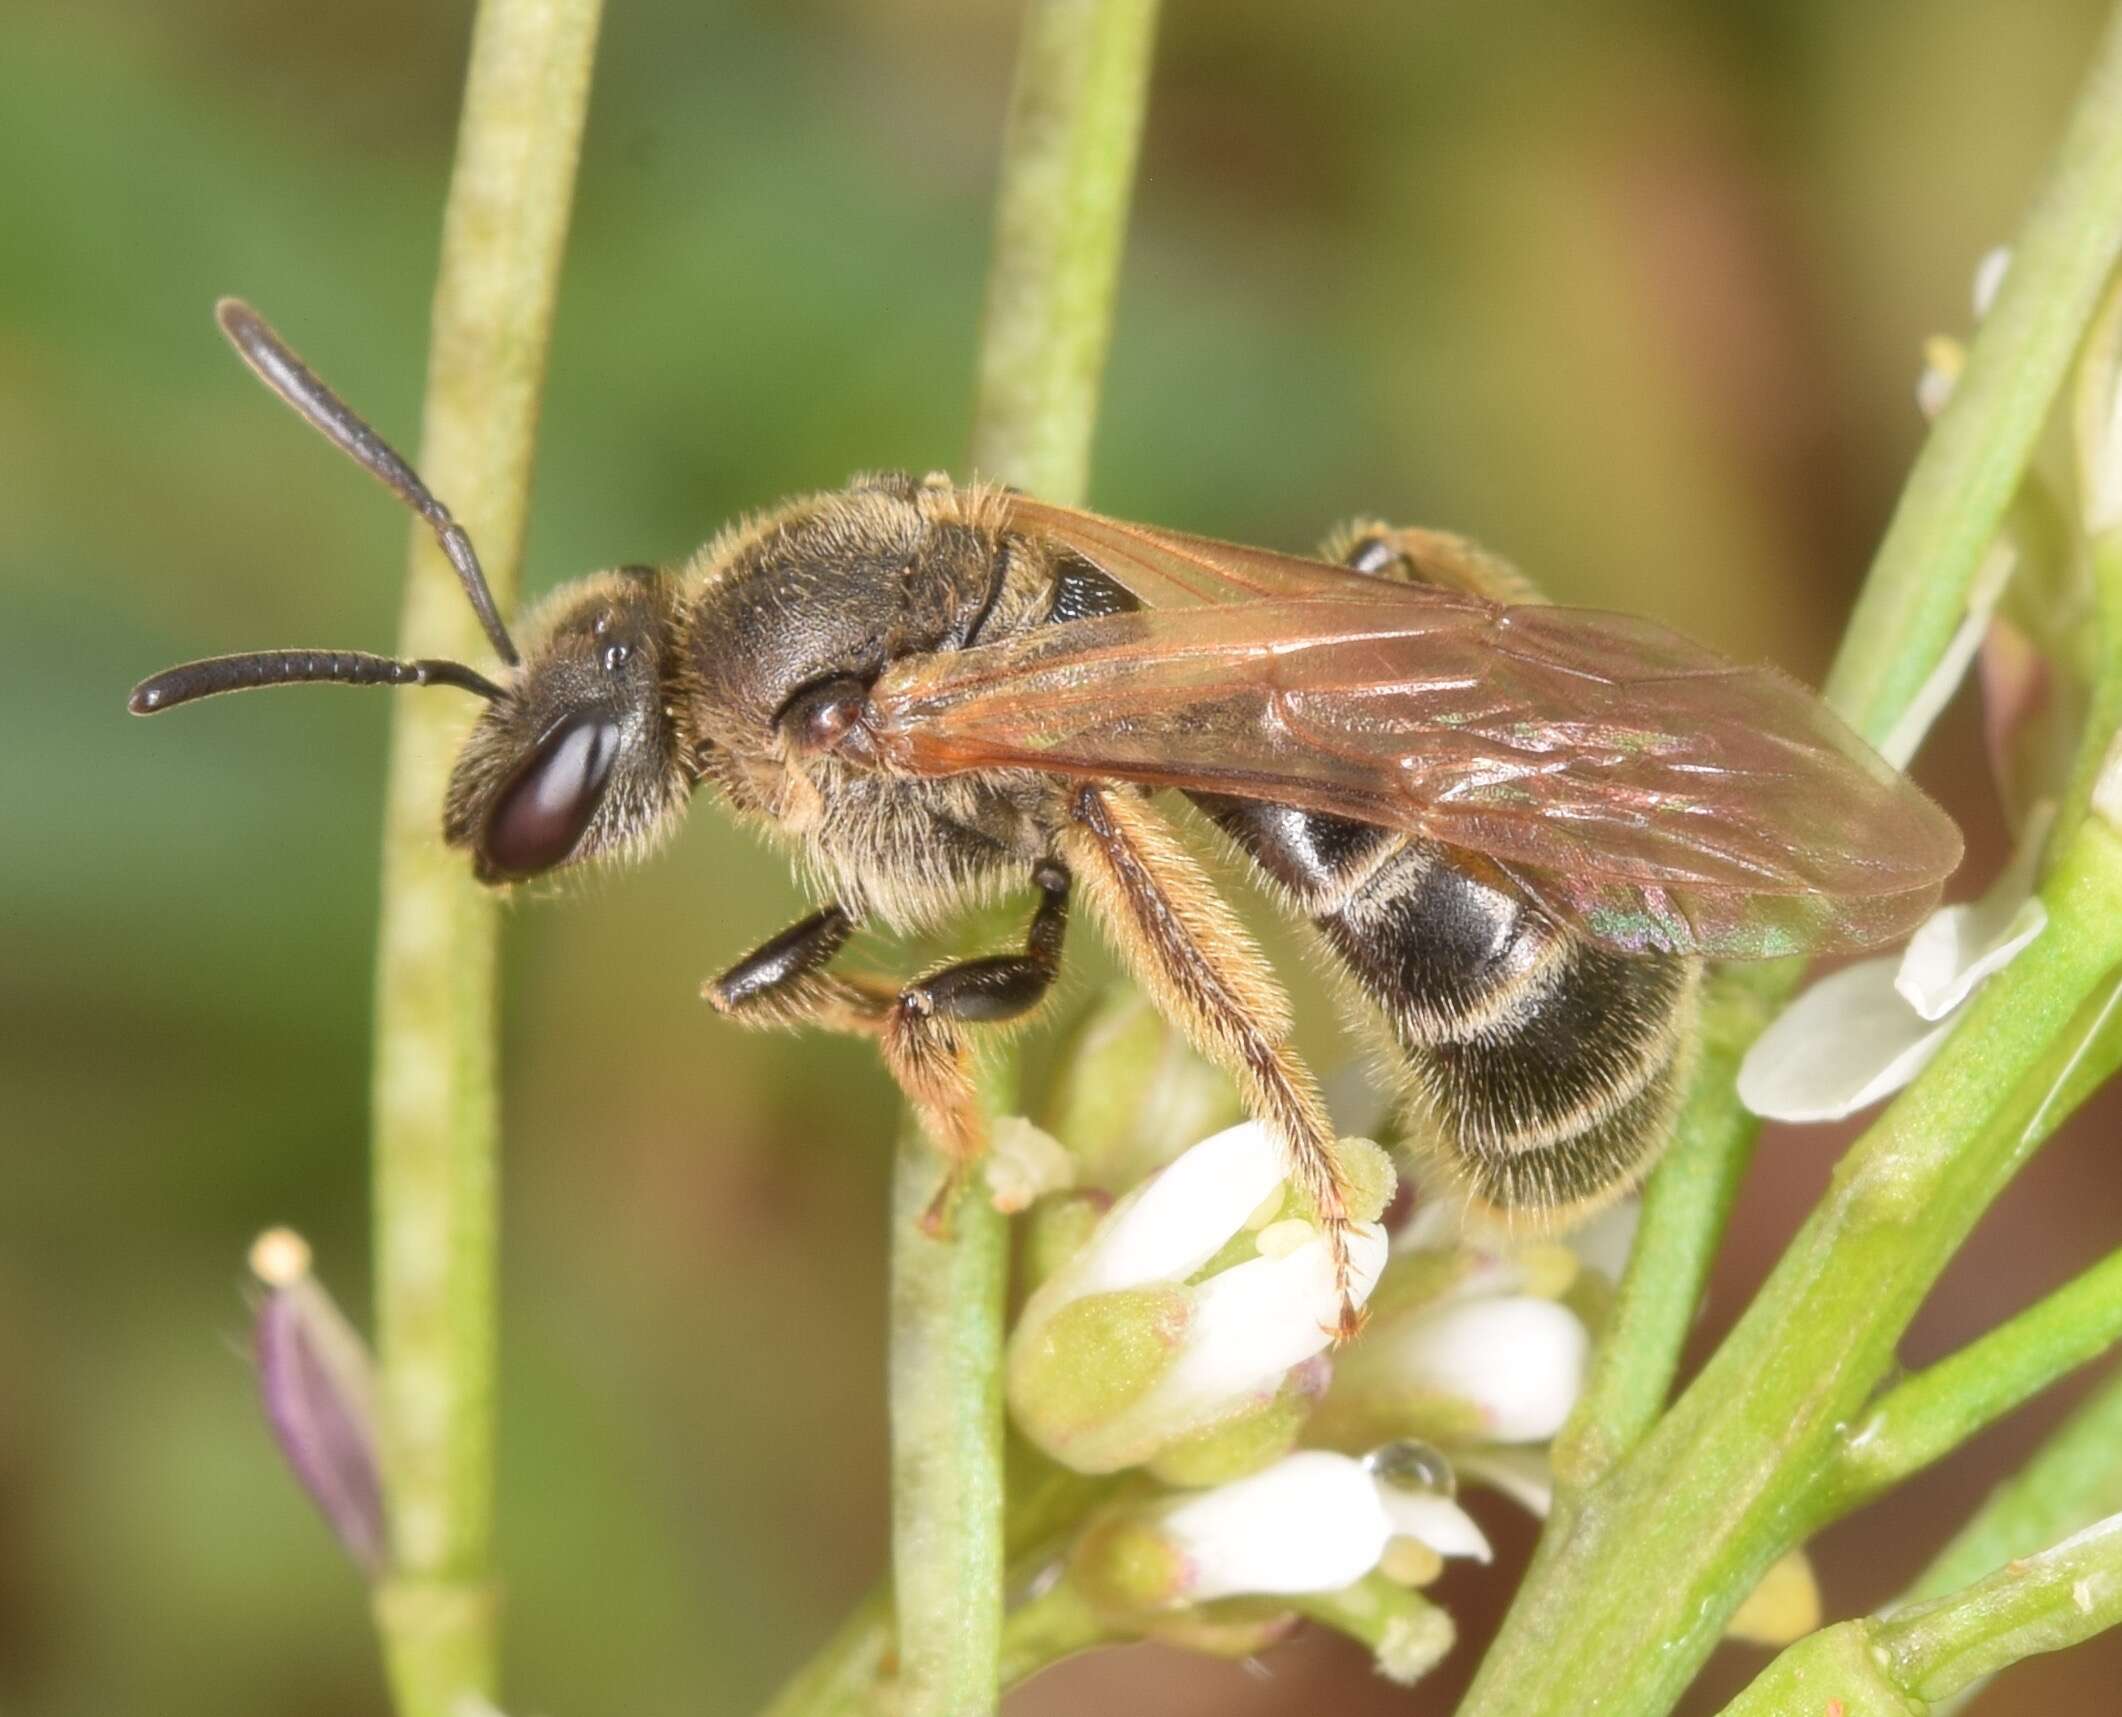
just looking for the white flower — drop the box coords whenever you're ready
[1138,1450,1489,1605]
[1008,1121,1390,1474]
[1362,1295,1589,1444]
[1739,812,2050,1123]
[1312,1206,1615,1532]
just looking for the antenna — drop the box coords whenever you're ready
[215,298,521,667]
[130,650,505,716]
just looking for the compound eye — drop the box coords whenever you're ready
[778,676,870,755]
[480,714,622,880]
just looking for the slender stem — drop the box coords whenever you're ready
[995,1578,1117,1687]
[1824,1,2122,742]
[1465,15,2122,1709]
[1881,1511,2122,1701]
[1902,1364,2122,1716]
[1721,1511,2122,1715]
[1913,1365,2122,1607]
[367,4,601,1712]
[1721,1513,2122,1716]
[969,0,1163,502]
[1827,1244,2122,1510]
[889,1100,1012,1717]
[755,1587,897,1717]
[1458,821,2122,1717]
[876,8,1162,1715]
[1548,963,1784,1493]
[1548,0,2122,1512]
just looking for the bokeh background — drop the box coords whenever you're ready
[5,1,2121,1712]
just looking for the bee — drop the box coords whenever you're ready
[133,302,1963,1335]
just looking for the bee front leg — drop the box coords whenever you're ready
[702,905,897,1034]
[1061,786,1366,1341]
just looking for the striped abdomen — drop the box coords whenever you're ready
[1193,796,1700,1219]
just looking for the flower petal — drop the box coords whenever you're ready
[1137,1220,1387,1429]
[1376,1486,1492,1562]
[1879,540,2014,771]
[1895,894,2047,1022]
[1158,1451,1391,1601]
[1064,1121,1285,1296]
[1737,956,1954,1122]
[1457,1448,1556,1518]
[1377,1295,1588,1444]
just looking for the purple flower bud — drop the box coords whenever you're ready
[249,1229,386,1577]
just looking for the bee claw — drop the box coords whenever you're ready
[1331,1294,1368,1346]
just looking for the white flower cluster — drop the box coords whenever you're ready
[1004,1116,1611,1658]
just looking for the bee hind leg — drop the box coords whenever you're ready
[1323,518,1545,605]
[1062,785,1367,1342]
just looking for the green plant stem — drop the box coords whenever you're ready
[367,3,602,1712]
[995,1578,1116,1686]
[1901,1363,2122,1716]
[1913,1364,2122,1605]
[1719,1512,2122,1715]
[1550,0,2122,1512]
[1881,1512,2122,1700]
[1466,15,2122,1708]
[875,8,1160,1715]
[889,1096,1012,1717]
[1825,1,2122,740]
[1827,1244,2122,1511]
[1458,819,2122,1717]
[1549,962,1785,1493]
[968,0,1162,502]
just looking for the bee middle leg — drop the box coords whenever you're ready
[703,866,1073,1225]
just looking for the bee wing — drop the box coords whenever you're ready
[869,592,1963,958]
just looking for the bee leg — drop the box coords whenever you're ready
[888,860,1072,1233]
[1322,518,1546,605]
[702,905,897,1034]
[704,876,1075,1234]
[1061,786,1366,1342]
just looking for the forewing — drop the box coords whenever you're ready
[869,595,1963,958]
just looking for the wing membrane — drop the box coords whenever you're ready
[870,590,1963,958]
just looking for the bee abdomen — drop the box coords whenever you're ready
[1196,796,1699,1218]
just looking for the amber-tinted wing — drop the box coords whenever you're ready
[871,518,1962,958]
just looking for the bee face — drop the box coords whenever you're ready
[443,567,695,885]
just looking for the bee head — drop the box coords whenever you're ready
[128,299,700,888]
[442,567,695,884]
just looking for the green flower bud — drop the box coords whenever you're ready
[1008,1285,1190,1458]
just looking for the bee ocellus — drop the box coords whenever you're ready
[132,302,1964,1335]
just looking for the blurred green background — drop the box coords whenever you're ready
[6,1,2122,1712]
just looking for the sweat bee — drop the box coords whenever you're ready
[133,302,1964,1335]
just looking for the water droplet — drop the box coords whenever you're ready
[1363,1438,1456,1497]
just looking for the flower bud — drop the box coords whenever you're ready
[249,1228,385,1576]
[1009,1123,1388,1474]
